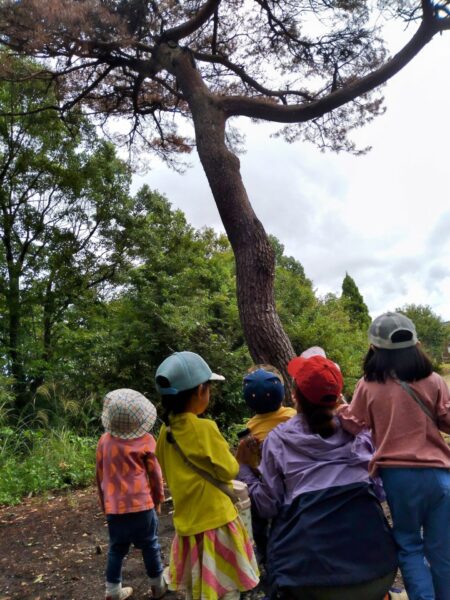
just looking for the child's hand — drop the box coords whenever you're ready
[155,503,162,514]
[336,394,348,406]
[235,436,260,465]
[336,398,348,412]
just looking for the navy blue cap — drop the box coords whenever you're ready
[243,368,285,413]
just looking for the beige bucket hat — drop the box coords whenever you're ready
[101,388,157,439]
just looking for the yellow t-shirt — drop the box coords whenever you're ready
[247,406,297,441]
[245,406,297,467]
[156,412,239,536]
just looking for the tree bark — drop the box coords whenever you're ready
[7,270,28,409]
[42,278,54,364]
[156,45,295,381]
[2,207,29,410]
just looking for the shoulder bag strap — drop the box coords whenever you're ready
[397,380,437,423]
[168,428,239,504]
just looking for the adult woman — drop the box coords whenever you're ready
[237,354,398,600]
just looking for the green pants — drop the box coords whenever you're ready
[282,570,396,600]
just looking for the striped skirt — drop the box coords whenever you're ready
[167,517,259,600]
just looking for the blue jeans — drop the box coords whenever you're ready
[106,509,163,584]
[380,467,450,600]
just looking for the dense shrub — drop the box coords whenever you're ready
[0,428,96,505]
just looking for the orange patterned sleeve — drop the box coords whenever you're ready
[95,439,105,513]
[144,448,165,506]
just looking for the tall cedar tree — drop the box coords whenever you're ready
[341,273,371,330]
[1,1,449,380]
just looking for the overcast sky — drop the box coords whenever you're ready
[132,25,450,322]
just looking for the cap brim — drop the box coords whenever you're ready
[158,386,179,395]
[209,373,225,382]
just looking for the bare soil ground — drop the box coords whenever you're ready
[0,485,404,600]
[0,487,178,600]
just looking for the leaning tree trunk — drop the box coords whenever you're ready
[194,109,296,374]
[157,45,295,381]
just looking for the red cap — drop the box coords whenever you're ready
[287,355,343,405]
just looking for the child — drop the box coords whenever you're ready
[96,388,167,600]
[339,312,450,600]
[155,351,259,600]
[242,364,297,468]
[240,365,296,566]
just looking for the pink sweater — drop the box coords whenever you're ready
[338,372,450,476]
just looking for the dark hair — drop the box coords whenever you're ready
[157,377,210,443]
[364,333,433,383]
[294,386,337,439]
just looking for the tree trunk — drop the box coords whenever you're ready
[194,109,295,372]
[42,278,54,364]
[7,271,28,410]
[29,280,54,396]
[157,45,295,381]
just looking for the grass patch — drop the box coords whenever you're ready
[0,428,96,506]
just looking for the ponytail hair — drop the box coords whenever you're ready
[295,387,337,438]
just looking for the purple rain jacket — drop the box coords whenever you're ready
[239,414,397,589]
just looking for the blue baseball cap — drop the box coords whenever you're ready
[155,351,225,395]
[243,368,285,413]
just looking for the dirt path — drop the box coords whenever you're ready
[0,487,177,600]
[0,484,405,600]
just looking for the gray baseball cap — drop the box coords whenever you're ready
[368,312,418,349]
[155,351,225,395]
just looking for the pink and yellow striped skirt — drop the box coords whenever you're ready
[167,517,259,600]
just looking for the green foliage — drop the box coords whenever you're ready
[5,185,254,431]
[223,419,252,449]
[71,186,252,428]
[0,427,96,505]
[0,170,376,436]
[0,53,133,410]
[396,304,447,367]
[271,252,368,396]
[341,273,371,330]
[282,292,368,396]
